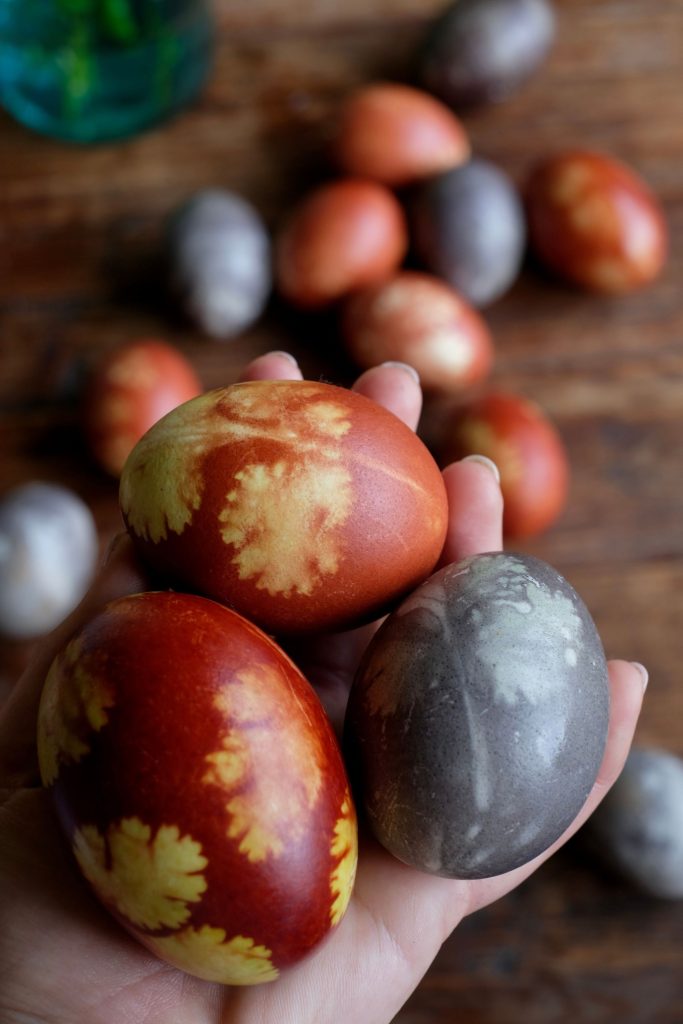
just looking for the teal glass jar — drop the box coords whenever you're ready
[0,0,213,143]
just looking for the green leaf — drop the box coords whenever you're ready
[99,0,140,43]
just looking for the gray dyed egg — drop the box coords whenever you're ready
[584,748,683,899]
[0,482,98,639]
[345,552,609,879]
[168,189,272,340]
[418,0,556,109]
[409,158,526,307]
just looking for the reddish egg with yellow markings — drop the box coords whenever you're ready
[342,271,493,391]
[83,339,202,477]
[526,150,667,293]
[120,379,448,635]
[37,591,358,983]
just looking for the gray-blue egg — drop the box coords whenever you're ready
[345,552,610,879]
[409,158,526,307]
[168,189,272,340]
[0,482,98,639]
[584,747,683,899]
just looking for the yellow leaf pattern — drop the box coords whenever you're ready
[148,925,278,985]
[73,817,207,931]
[38,638,116,786]
[203,665,324,863]
[329,793,358,926]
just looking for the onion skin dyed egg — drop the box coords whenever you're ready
[119,380,448,635]
[334,83,470,187]
[37,591,358,983]
[83,339,202,477]
[583,747,683,900]
[345,552,610,879]
[275,180,408,308]
[342,271,493,392]
[525,150,668,293]
[438,391,569,538]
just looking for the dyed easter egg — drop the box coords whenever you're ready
[345,552,610,879]
[119,380,448,635]
[37,591,357,983]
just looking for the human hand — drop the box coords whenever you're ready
[0,353,645,1024]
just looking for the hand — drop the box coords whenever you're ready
[0,354,645,1024]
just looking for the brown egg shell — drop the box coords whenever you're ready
[119,380,449,635]
[334,83,470,187]
[83,339,202,477]
[439,391,569,538]
[275,180,408,309]
[525,150,667,293]
[342,271,493,392]
[37,592,358,984]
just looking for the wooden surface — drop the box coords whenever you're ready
[1,0,682,1020]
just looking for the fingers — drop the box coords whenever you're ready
[237,351,303,382]
[439,456,504,565]
[0,537,149,791]
[352,362,422,430]
[464,657,646,916]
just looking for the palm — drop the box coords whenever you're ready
[0,356,644,1024]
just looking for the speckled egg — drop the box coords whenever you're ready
[345,552,610,879]
[37,591,358,983]
[583,747,683,899]
[0,482,99,639]
[119,380,448,635]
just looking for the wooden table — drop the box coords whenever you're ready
[1,1,682,1020]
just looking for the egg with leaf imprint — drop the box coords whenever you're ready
[37,591,358,983]
[119,379,448,635]
[345,552,609,879]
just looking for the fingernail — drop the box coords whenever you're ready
[630,662,649,691]
[380,361,421,385]
[268,351,299,366]
[462,454,501,485]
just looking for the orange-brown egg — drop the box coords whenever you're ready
[119,380,448,635]
[334,83,470,186]
[342,272,493,391]
[37,591,357,983]
[275,180,408,308]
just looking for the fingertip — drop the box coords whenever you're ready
[594,659,646,791]
[351,362,422,430]
[238,351,303,382]
[440,457,504,565]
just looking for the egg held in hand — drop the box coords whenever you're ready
[345,552,610,879]
[37,591,358,984]
[119,379,448,635]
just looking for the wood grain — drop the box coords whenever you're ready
[1,0,682,1020]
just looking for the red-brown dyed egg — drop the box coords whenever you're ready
[83,339,202,477]
[526,150,667,293]
[439,392,569,538]
[334,83,470,187]
[119,380,448,635]
[275,180,408,308]
[342,272,493,392]
[37,591,358,984]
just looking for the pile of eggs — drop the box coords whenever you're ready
[0,0,675,992]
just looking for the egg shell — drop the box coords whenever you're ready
[438,391,569,538]
[410,158,526,307]
[83,339,202,477]
[345,552,610,879]
[525,150,667,293]
[167,189,273,339]
[342,271,493,392]
[37,591,358,983]
[418,0,556,109]
[119,379,448,636]
[0,481,98,639]
[583,747,683,899]
[334,83,470,187]
[275,180,408,308]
